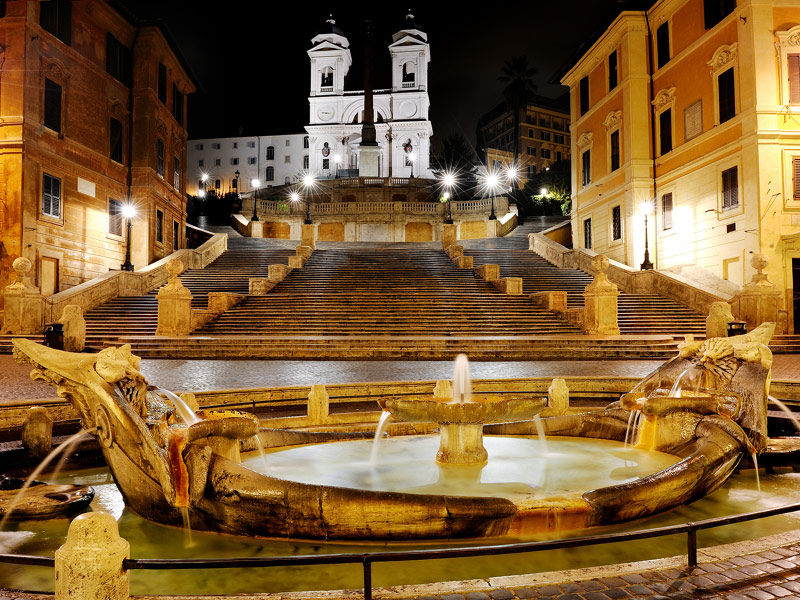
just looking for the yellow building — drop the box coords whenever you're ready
[561,0,800,333]
[0,0,195,304]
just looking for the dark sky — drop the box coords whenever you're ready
[126,1,620,150]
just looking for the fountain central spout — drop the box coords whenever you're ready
[452,354,472,404]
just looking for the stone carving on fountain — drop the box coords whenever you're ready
[11,324,775,540]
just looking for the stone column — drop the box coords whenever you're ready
[731,254,786,333]
[442,223,457,249]
[156,259,193,336]
[301,224,317,250]
[55,512,130,600]
[582,254,620,335]
[58,305,86,352]
[22,406,53,458]
[1,257,44,335]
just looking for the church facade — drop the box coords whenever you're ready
[305,15,434,179]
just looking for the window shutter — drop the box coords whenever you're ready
[794,158,800,199]
[790,55,800,104]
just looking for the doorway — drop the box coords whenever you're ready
[39,256,59,297]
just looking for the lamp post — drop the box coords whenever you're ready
[199,173,208,198]
[334,154,341,179]
[120,203,135,271]
[250,178,261,222]
[302,173,315,224]
[499,165,518,221]
[409,152,415,178]
[443,172,455,224]
[485,172,500,221]
[640,200,654,270]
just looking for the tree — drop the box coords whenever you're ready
[525,159,572,215]
[497,56,537,173]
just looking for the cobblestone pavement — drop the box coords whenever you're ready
[2,355,799,401]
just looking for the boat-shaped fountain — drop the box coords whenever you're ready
[10,322,774,541]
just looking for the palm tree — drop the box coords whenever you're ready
[497,56,537,179]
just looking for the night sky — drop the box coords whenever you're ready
[125,1,621,149]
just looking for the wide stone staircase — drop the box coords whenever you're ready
[79,238,295,349]
[464,249,707,337]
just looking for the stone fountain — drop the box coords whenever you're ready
[11,323,774,540]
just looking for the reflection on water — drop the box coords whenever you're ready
[0,444,790,595]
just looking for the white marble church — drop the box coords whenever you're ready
[305,13,434,179]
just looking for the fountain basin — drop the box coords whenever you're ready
[0,478,94,521]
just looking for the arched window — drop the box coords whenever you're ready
[303,155,309,169]
[304,136,309,148]
[321,67,334,89]
[266,166,274,181]
[266,146,274,160]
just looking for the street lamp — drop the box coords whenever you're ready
[484,172,500,221]
[250,178,261,222]
[499,165,518,221]
[443,172,455,224]
[640,200,654,270]
[199,173,208,198]
[120,203,135,271]
[302,173,315,224]
[409,152,416,178]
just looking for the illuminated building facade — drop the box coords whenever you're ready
[561,0,800,333]
[0,0,195,303]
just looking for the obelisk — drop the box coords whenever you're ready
[358,19,380,177]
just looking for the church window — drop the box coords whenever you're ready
[402,61,416,87]
[266,146,275,160]
[266,166,274,181]
[321,67,334,90]
[42,173,62,218]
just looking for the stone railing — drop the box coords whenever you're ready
[528,233,726,315]
[248,198,511,218]
[45,232,228,322]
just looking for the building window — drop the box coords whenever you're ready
[554,134,565,144]
[43,78,62,133]
[527,165,537,177]
[106,33,131,86]
[108,198,123,236]
[198,159,204,168]
[527,128,534,137]
[609,130,620,172]
[266,166,274,181]
[659,108,673,156]
[717,68,736,123]
[722,166,738,209]
[704,0,736,29]
[247,141,255,148]
[556,151,563,161]
[173,157,180,189]
[541,149,551,159]
[158,63,167,104]
[156,209,164,243]
[656,22,670,69]
[304,136,309,148]
[232,179,238,189]
[540,131,551,141]
[581,149,591,187]
[248,157,256,165]
[110,117,123,163]
[304,155,309,169]
[173,220,179,251]
[527,147,536,156]
[285,139,291,147]
[195,143,204,150]
[285,155,291,163]
[214,158,221,166]
[40,0,71,45]
[232,142,238,149]
[608,50,618,91]
[172,84,184,126]
[212,143,220,150]
[662,193,673,230]
[156,139,165,177]
[584,218,592,249]
[266,146,275,160]
[579,76,590,115]
[323,158,330,169]
[321,66,334,89]
[214,179,220,189]
[231,157,239,165]
[612,205,622,241]
[42,173,61,218]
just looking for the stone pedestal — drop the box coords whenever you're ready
[492,277,523,295]
[438,423,487,464]
[308,384,329,425]
[446,245,463,259]
[22,406,53,458]
[297,245,313,261]
[442,224,457,249]
[58,305,86,352]
[583,254,620,335]
[268,264,291,283]
[455,255,473,269]
[730,255,785,333]
[156,259,192,336]
[1,257,44,335]
[301,224,316,250]
[359,145,380,177]
[55,512,130,600]
[706,301,735,338]
[475,264,500,281]
[531,291,567,312]
[249,278,270,295]
[547,378,569,416]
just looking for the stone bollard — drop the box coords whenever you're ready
[531,291,567,312]
[156,259,192,336]
[296,245,313,261]
[22,406,53,458]
[582,254,620,335]
[1,257,45,335]
[433,379,452,399]
[455,255,473,269]
[249,278,270,295]
[446,245,464,259]
[288,255,304,269]
[308,384,329,425]
[55,512,130,600]
[547,378,569,416]
[442,223,457,249]
[58,305,86,352]
[492,277,523,295]
[475,264,500,281]
[706,301,735,338]
[301,223,317,250]
[268,264,291,283]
